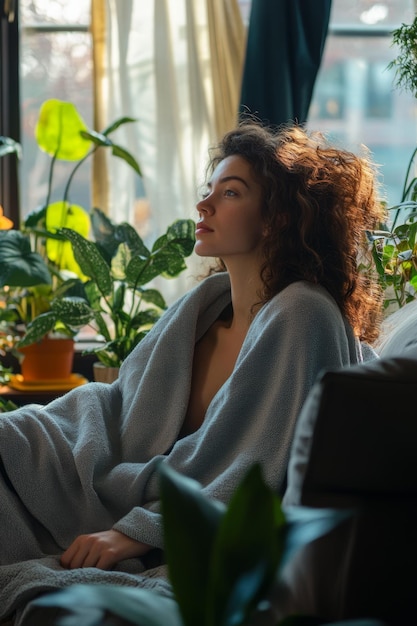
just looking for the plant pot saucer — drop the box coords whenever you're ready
[8,373,88,392]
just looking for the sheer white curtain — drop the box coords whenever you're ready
[92,0,246,301]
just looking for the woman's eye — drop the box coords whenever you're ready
[224,189,237,197]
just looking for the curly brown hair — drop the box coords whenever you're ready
[207,123,386,343]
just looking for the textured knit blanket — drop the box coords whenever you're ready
[0,273,362,623]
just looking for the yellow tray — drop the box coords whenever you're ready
[9,373,89,392]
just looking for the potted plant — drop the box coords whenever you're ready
[0,98,143,381]
[367,17,417,313]
[16,209,195,381]
[0,214,91,380]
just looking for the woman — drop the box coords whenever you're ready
[0,123,384,619]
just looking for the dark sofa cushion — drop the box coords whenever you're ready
[283,344,417,507]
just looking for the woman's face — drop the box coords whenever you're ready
[194,155,265,262]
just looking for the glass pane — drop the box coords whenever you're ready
[20,0,90,26]
[238,0,252,25]
[308,0,417,208]
[19,6,92,219]
[330,0,413,26]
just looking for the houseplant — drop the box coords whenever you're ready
[368,16,417,313]
[0,98,145,379]
[17,209,196,378]
[29,463,381,625]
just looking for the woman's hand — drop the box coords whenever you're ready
[60,529,151,570]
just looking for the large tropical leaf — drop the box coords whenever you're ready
[35,99,91,161]
[0,230,51,287]
[125,219,195,285]
[50,296,94,327]
[91,208,150,263]
[159,462,225,626]
[29,584,183,626]
[165,219,196,256]
[59,228,112,296]
[45,201,91,277]
[17,311,58,347]
[207,465,285,626]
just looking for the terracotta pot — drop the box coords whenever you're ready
[93,362,120,383]
[19,336,75,381]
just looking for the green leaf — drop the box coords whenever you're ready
[112,282,126,312]
[140,288,167,309]
[111,243,132,280]
[130,308,161,329]
[159,462,225,626]
[91,207,117,252]
[35,99,91,161]
[166,219,196,256]
[111,143,142,176]
[0,230,52,287]
[394,224,412,240]
[125,255,168,286]
[90,208,150,263]
[160,246,188,277]
[80,129,112,147]
[0,135,22,159]
[92,311,112,342]
[45,202,91,276]
[45,201,90,235]
[84,281,102,310]
[102,116,137,136]
[80,124,142,176]
[116,222,150,258]
[397,249,413,262]
[50,296,94,327]
[23,205,47,229]
[59,228,112,296]
[207,465,285,626]
[29,584,183,626]
[281,507,352,570]
[382,244,395,267]
[17,311,58,347]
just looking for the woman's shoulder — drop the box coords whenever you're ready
[272,280,340,314]
[255,280,351,341]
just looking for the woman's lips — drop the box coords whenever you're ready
[195,222,213,234]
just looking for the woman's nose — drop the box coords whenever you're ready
[196,196,214,215]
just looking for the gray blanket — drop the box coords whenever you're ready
[0,273,362,622]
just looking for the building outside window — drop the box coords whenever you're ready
[308,0,417,207]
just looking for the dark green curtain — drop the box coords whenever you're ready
[240,0,332,127]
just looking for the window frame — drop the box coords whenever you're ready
[0,2,21,226]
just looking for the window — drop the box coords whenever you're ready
[19,1,92,220]
[3,1,417,222]
[308,0,417,206]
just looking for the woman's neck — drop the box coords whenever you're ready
[226,267,265,332]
